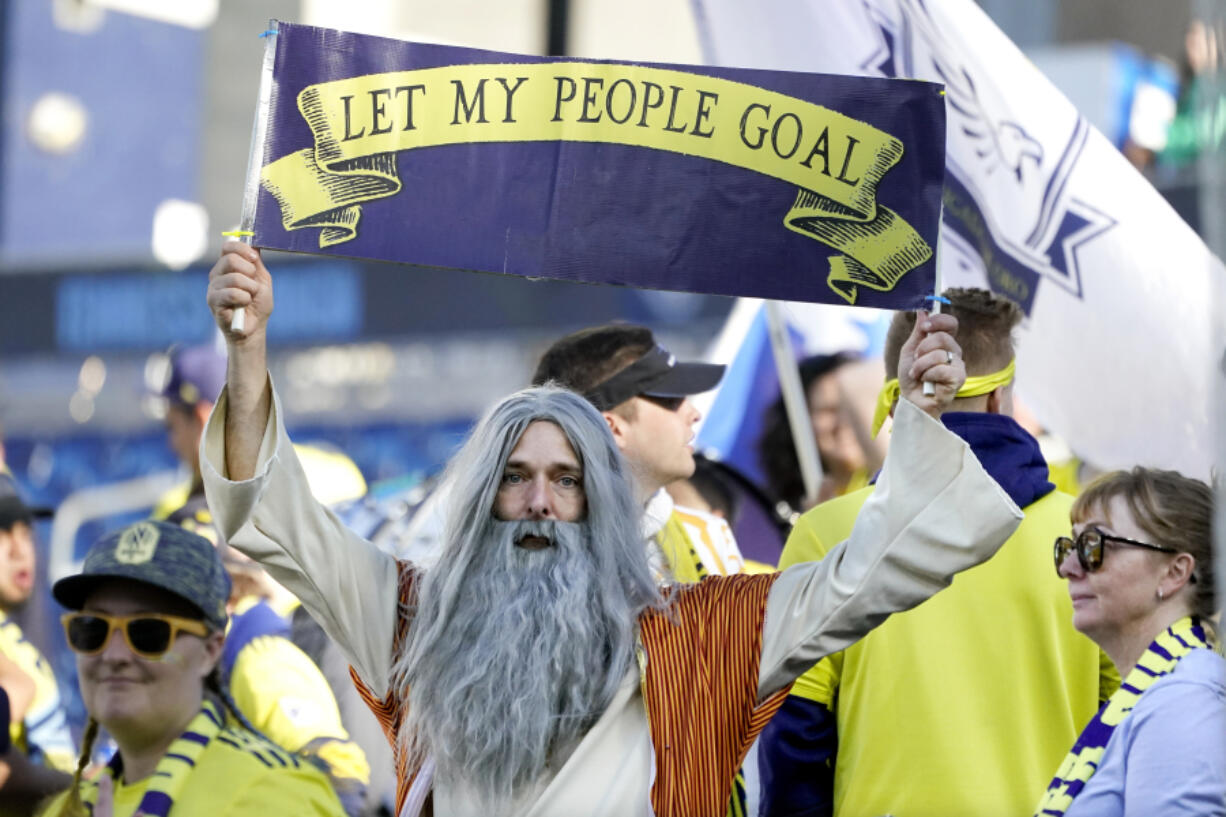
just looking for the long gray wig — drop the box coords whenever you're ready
[390,385,667,804]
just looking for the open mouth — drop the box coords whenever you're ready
[515,534,553,550]
[11,570,32,591]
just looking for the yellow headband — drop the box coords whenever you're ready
[871,358,1016,437]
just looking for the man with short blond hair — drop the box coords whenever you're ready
[759,287,1120,817]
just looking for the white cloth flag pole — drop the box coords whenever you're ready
[692,0,1224,477]
[765,300,824,504]
[229,19,279,334]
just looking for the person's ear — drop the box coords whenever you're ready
[1160,552,1197,599]
[201,630,225,679]
[603,410,631,452]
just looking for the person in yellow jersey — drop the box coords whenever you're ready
[152,344,369,520]
[163,496,375,817]
[0,473,75,789]
[40,520,345,817]
[758,288,1120,817]
[149,343,376,816]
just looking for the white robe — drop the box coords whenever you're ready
[202,384,1021,817]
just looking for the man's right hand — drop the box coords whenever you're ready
[208,240,274,343]
[206,241,275,482]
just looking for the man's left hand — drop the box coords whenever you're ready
[897,311,965,419]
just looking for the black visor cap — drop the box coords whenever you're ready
[584,345,725,411]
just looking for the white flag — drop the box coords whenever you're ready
[691,0,1224,477]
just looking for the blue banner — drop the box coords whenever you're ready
[251,22,946,308]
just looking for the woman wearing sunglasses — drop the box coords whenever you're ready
[40,520,345,817]
[1035,468,1224,816]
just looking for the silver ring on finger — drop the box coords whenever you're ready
[945,350,954,365]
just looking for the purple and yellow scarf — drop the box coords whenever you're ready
[1034,616,1213,816]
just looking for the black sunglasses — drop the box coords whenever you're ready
[639,394,686,412]
[62,611,210,660]
[1053,529,1186,577]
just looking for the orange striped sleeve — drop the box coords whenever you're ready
[642,572,787,816]
[348,559,422,817]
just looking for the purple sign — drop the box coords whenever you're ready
[247,22,946,308]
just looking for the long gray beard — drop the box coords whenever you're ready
[395,519,637,804]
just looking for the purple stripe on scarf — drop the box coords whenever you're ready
[1035,618,1212,817]
[140,791,174,816]
[201,703,223,727]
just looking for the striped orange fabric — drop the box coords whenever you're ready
[640,572,789,817]
[350,562,789,817]
[349,561,423,817]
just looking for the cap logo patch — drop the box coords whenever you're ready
[115,522,160,565]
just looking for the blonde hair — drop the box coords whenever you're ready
[1073,467,1217,625]
[53,718,99,817]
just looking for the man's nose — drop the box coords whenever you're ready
[524,477,554,519]
[683,398,701,425]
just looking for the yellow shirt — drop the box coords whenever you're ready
[669,504,749,576]
[0,611,74,771]
[38,723,345,817]
[228,629,371,791]
[780,487,1119,817]
[152,443,367,522]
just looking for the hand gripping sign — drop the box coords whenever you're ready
[242,22,946,308]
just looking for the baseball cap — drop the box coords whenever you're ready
[53,520,231,630]
[0,471,52,531]
[160,344,226,408]
[585,344,725,411]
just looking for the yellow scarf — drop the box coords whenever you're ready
[91,700,225,817]
[871,359,1015,436]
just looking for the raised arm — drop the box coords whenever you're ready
[757,312,1024,698]
[203,243,400,696]
[207,240,274,481]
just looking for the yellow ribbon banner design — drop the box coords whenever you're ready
[261,62,933,302]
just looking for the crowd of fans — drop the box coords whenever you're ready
[0,254,1221,816]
